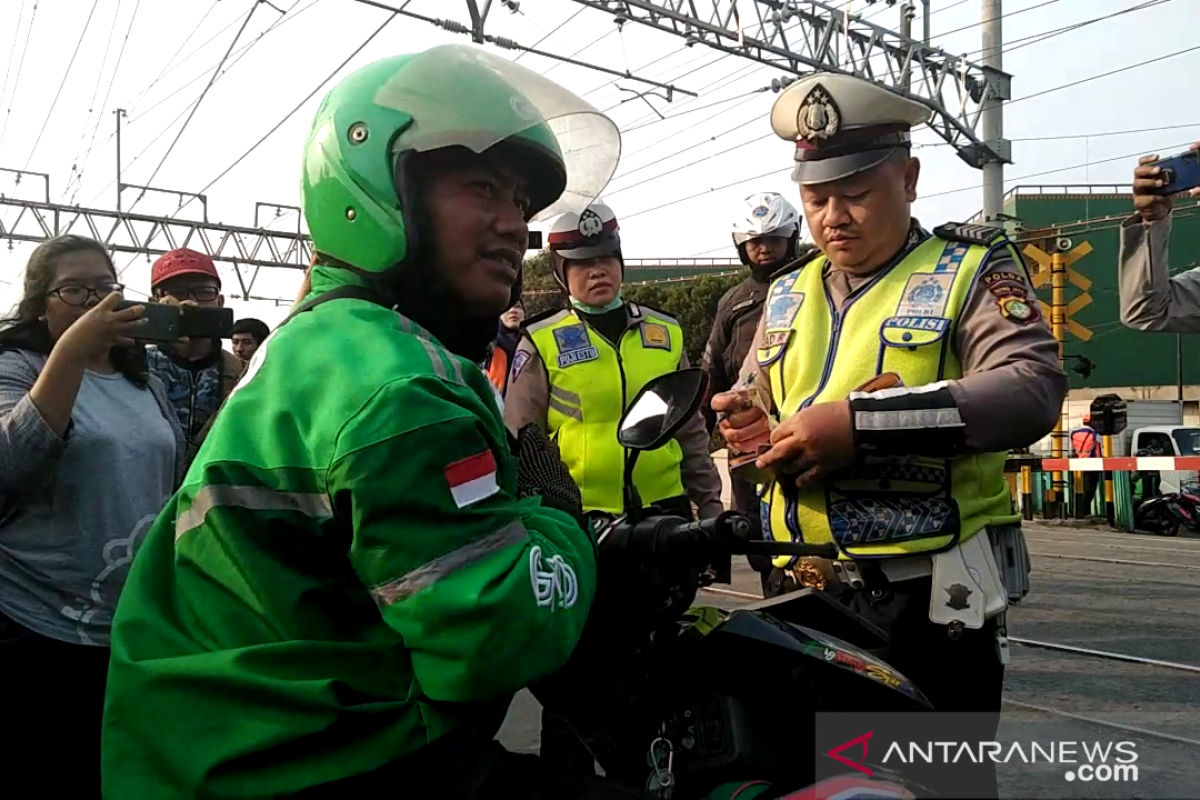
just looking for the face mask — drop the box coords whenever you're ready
[570,293,624,315]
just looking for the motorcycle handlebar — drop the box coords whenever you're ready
[673,514,840,559]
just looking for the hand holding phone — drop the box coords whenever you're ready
[1147,149,1200,197]
[1134,143,1200,222]
[114,301,234,342]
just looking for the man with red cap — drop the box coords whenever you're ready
[144,248,243,460]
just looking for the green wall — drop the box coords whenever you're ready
[1009,191,1200,388]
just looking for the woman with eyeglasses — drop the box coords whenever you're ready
[0,234,184,795]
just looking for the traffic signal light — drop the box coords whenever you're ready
[1070,355,1095,379]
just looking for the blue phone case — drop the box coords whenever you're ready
[1150,150,1200,196]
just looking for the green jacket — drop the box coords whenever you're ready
[101,267,598,798]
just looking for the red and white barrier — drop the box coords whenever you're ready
[1039,456,1200,472]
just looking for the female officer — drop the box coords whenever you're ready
[504,201,724,790]
[504,200,723,521]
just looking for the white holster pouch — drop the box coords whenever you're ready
[928,524,1031,629]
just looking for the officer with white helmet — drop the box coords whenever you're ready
[701,193,814,505]
[710,72,1066,798]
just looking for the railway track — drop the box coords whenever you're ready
[697,536,1200,751]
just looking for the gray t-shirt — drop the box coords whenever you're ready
[0,350,180,646]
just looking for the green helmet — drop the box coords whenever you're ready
[301,44,621,273]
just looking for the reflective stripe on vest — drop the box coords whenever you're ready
[1070,427,1100,458]
[527,307,686,514]
[759,235,1021,565]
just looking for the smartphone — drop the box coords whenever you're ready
[178,305,234,339]
[1149,150,1200,196]
[117,300,180,342]
[114,302,234,341]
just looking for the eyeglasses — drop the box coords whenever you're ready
[47,283,125,306]
[154,285,220,303]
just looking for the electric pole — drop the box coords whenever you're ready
[980,0,1007,222]
[115,108,126,213]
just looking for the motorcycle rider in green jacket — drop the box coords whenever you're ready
[100,44,638,798]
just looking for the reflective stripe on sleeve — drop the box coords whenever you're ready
[369,520,529,606]
[175,484,333,540]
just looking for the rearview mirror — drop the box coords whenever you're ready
[617,368,708,451]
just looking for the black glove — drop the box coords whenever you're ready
[513,423,583,520]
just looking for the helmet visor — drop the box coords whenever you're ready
[381,44,621,221]
[732,226,797,246]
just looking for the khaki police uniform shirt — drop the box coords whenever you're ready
[1119,212,1200,333]
[504,310,725,519]
[737,238,1068,454]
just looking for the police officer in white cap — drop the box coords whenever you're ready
[505,200,724,790]
[711,73,1066,796]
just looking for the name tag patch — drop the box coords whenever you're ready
[762,329,793,348]
[884,316,950,333]
[640,322,671,351]
[553,324,599,368]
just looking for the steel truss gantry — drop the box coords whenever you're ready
[0,191,310,299]
[566,0,1012,170]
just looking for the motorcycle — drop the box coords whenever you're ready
[1133,491,1192,537]
[537,368,936,799]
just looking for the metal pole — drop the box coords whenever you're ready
[900,3,915,89]
[1177,333,1184,405]
[1048,248,1066,518]
[922,0,930,45]
[115,108,126,212]
[980,0,1004,221]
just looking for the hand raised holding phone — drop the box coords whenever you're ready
[55,291,147,363]
[1133,141,1200,223]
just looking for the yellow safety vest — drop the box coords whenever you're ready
[527,305,687,514]
[757,233,1020,566]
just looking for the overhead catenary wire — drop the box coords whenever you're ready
[123,0,235,115]
[612,6,1198,222]
[125,0,270,215]
[349,0,695,98]
[0,0,30,145]
[81,0,321,204]
[621,135,1200,223]
[0,0,38,154]
[21,0,102,171]
[176,9,403,219]
[66,0,146,203]
[513,7,586,63]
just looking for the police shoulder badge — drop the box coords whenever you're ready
[640,322,671,351]
[998,295,1037,324]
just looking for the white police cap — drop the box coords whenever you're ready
[770,73,932,185]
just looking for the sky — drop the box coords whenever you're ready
[0,0,1196,328]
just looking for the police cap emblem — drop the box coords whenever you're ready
[752,205,770,218]
[796,84,841,141]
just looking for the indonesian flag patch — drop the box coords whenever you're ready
[445,450,500,508]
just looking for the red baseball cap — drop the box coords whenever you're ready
[151,248,221,289]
